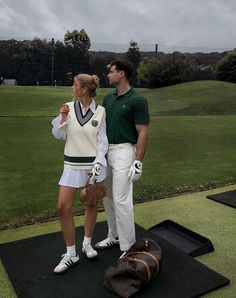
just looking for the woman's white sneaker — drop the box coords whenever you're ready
[53,253,79,274]
[82,244,98,259]
[95,237,119,250]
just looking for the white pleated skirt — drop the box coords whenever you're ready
[59,165,107,188]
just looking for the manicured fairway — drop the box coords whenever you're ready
[1,81,236,227]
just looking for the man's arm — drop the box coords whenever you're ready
[127,124,149,182]
[135,124,149,162]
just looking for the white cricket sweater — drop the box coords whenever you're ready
[64,101,106,169]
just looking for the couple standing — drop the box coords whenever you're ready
[52,59,150,274]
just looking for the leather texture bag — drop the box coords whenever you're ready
[103,238,162,298]
[80,180,107,206]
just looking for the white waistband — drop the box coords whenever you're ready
[109,143,134,149]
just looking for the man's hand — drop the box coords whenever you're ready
[90,163,102,182]
[128,160,143,182]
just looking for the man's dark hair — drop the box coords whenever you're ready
[109,59,133,80]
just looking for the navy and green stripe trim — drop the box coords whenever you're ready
[64,155,96,164]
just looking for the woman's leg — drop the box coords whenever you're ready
[84,205,98,237]
[54,186,79,274]
[82,204,98,258]
[57,186,77,246]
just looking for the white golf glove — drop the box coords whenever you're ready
[128,160,143,182]
[90,163,102,182]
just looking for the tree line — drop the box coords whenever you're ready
[0,28,235,87]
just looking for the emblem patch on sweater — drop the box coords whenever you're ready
[91,120,98,127]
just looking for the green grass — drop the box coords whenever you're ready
[0,85,107,116]
[138,80,236,115]
[2,80,236,116]
[0,184,236,297]
[142,115,236,197]
[1,81,236,297]
[1,81,236,227]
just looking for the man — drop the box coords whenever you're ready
[95,60,150,254]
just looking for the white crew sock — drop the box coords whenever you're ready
[83,236,91,246]
[67,245,76,257]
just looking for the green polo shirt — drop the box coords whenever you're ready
[103,88,150,144]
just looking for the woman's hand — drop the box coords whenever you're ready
[90,163,102,182]
[60,104,70,123]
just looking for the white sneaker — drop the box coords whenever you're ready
[95,237,119,250]
[53,253,79,274]
[82,244,98,259]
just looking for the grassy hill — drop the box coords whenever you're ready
[1,80,236,227]
[139,80,236,116]
[1,80,236,116]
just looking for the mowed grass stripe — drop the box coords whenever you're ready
[1,113,236,227]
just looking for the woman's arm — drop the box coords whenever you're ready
[93,113,108,167]
[51,104,70,140]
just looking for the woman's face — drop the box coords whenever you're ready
[72,79,86,98]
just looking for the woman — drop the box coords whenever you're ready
[51,74,108,274]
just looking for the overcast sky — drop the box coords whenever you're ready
[0,0,236,52]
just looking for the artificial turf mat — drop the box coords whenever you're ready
[149,219,214,257]
[207,190,236,208]
[0,221,229,298]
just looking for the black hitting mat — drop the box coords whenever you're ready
[207,190,236,208]
[149,220,214,257]
[0,221,229,298]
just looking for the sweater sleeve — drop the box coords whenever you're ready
[93,111,108,167]
[51,114,70,140]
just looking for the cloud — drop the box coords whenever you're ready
[0,0,236,52]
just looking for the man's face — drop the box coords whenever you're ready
[107,65,123,86]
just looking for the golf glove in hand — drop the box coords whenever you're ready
[128,160,143,182]
[90,163,102,182]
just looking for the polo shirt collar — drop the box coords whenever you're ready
[113,87,134,98]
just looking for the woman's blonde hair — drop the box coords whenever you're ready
[75,74,99,97]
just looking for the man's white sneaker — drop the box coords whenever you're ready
[53,253,79,274]
[95,237,119,250]
[82,244,98,259]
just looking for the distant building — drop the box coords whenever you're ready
[3,79,17,86]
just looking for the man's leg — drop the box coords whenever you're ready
[102,164,118,239]
[112,165,135,251]
[111,144,136,251]
[95,159,120,249]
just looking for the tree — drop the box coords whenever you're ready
[64,29,90,51]
[64,29,91,76]
[126,40,141,86]
[89,54,117,87]
[216,50,236,83]
[137,53,193,88]
[137,57,160,88]
[54,40,70,85]
[157,52,193,87]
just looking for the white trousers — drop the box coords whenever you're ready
[103,143,136,251]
